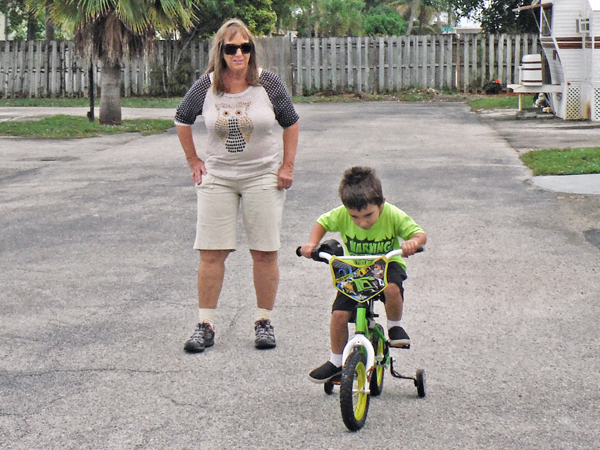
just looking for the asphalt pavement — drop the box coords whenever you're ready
[1,103,599,449]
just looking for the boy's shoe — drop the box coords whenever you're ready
[254,319,276,349]
[308,361,342,383]
[184,322,215,353]
[388,326,410,348]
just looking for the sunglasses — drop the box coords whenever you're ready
[223,43,253,55]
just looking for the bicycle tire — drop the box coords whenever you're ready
[324,380,334,395]
[340,348,370,431]
[416,369,426,398]
[369,324,386,396]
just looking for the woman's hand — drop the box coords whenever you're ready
[277,162,294,190]
[188,155,207,185]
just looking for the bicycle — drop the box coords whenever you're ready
[296,240,426,431]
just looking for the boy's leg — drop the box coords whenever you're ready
[383,282,403,321]
[331,310,352,354]
[309,296,354,383]
[383,263,410,348]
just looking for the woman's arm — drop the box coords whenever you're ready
[177,125,206,185]
[277,121,299,190]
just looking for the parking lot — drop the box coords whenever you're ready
[1,102,599,449]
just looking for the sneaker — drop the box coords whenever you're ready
[388,326,410,348]
[254,319,276,349]
[183,322,215,353]
[308,361,342,384]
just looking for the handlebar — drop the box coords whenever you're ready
[296,244,424,263]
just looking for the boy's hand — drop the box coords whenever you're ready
[402,239,420,257]
[301,244,317,258]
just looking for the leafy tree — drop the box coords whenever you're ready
[319,0,364,36]
[28,0,194,125]
[363,5,406,36]
[389,0,447,34]
[181,0,276,40]
[480,0,537,34]
[1,0,39,38]
[448,0,537,33]
[271,0,299,33]
[294,0,365,37]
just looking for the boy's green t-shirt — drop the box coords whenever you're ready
[317,202,424,269]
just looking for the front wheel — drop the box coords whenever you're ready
[340,348,370,431]
[369,324,386,396]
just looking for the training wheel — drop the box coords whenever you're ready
[415,369,426,398]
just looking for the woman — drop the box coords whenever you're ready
[174,19,299,353]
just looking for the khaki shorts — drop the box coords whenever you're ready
[194,172,286,251]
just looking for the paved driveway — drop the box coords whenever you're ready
[1,102,599,449]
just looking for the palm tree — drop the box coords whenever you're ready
[28,0,193,125]
[389,0,446,34]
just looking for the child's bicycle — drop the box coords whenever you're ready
[296,240,426,431]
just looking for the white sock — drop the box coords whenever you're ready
[387,319,402,330]
[329,352,343,367]
[199,308,216,326]
[256,308,272,321]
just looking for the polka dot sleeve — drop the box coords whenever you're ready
[174,74,212,126]
[259,71,299,128]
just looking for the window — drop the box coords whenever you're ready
[577,18,590,33]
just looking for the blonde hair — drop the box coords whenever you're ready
[205,19,260,95]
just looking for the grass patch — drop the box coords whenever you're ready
[0,115,174,139]
[2,92,525,109]
[468,95,535,110]
[521,147,600,176]
[292,88,462,104]
[0,97,182,108]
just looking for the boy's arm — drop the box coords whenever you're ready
[401,232,427,256]
[301,222,327,258]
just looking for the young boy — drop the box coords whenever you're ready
[300,166,427,383]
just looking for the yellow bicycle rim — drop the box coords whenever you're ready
[375,338,384,385]
[353,362,368,419]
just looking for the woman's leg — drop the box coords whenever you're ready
[198,249,231,308]
[250,249,279,311]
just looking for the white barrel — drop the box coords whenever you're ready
[521,54,543,86]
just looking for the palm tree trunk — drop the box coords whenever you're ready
[99,62,122,125]
[406,0,420,35]
[45,5,55,40]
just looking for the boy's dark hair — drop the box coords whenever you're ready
[339,166,384,210]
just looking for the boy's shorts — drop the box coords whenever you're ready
[193,172,286,252]
[331,261,407,313]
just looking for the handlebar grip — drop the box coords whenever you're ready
[416,245,425,253]
[295,245,328,263]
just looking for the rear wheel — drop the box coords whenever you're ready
[369,324,386,396]
[324,380,334,395]
[416,369,426,398]
[340,348,370,431]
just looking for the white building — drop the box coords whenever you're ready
[510,0,600,121]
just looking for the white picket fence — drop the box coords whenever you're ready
[0,34,539,98]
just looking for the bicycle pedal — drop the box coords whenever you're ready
[389,343,410,349]
[331,374,341,385]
